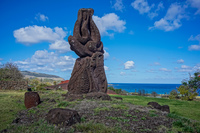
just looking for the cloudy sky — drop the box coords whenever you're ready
[0,0,200,84]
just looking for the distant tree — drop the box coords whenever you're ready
[0,62,23,81]
[138,89,142,96]
[169,89,179,99]
[53,81,57,85]
[151,91,157,97]
[177,70,200,101]
[107,86,122,94]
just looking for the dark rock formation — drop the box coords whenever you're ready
[85,92,111,100]
[160,105,170,113]
[24,92,41,109]
[113,96,123,100]
[147,102,170,113]
[147,102,162,110]
[67,8,110,100]
[46,108,81,126]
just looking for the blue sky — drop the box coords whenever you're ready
[0,0,200,84]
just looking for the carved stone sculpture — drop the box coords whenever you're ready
[66,8,110,100]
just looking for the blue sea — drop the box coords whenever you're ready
[108,83,182,95]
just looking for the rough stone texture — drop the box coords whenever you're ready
[85,92,111,100]
[46,108,81,126]
[65,94,84,101]
[67,8,109,100]
[147,102,170,113]
[0,81,28,90]
[148,102,162,110]
[161,105,170,113]
[113,96,123,100]
[24,92,41,109]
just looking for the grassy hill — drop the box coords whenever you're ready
[21,71,64,81]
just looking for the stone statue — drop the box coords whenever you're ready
[66,8,110,100]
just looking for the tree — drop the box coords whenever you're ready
[177,70,200,101]
[151,91,157,97]
[0,62,23,81]
[169,89,179,99]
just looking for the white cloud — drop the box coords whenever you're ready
[181,65,191,69]
[188,34,200,51]
[188,0,200,15]
[149,62,160,66]
[112,0,125,12]
[14,25,67,45]
[189,34,200,42]
[15,50,75,72]
[148,2,164,19]
[120,71,126,76]
[154,62,160,66]
[146,69,156,73]
[149,3,187,31]
[131,0,164,19]
[159,68,172,72]
[131,0,153,14]
[124,61,135,69]
[0,58,3,61]
[129,30,134,35]
[193,63,200,70]
[176,64,200,72]
[104,50,110,59]
[189,45,200,51]
[177,59,184,64]
[93,13,126,36]
[35,13,49,21]
[49,40,71,53]
[104,66,109,71]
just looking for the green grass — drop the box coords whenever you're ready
[8,119,61,133]
[111,103,129,110]
[1,90,200,132]
[75,121,130,133]
[93,107,110,115]
[110,95,200,121]
[0,90,26,130]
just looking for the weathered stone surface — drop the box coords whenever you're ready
[85,92,111,100]
[46,108,81,126]
[113,97,123,100]
[0,81,28,90]
[65,94,84,101]
[147,102,170,113]
[147,102,162,110]
[67,8,109,100]
[161,105,170,113]
[24,92,40,109]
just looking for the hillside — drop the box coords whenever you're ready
[21,71,65,81]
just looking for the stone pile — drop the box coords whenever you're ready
[0,81,28,90]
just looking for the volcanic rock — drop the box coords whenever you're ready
[66,8,110,100]
[46,108,81,126]
[24,92,40,109]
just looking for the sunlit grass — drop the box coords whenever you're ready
[0,90,26,130]
[110,95,200,121]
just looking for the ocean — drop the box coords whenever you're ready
[108,83,182,95]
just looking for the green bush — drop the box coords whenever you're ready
[0,62,23,81]
[108,86,123,94]
[169,89,179,99]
